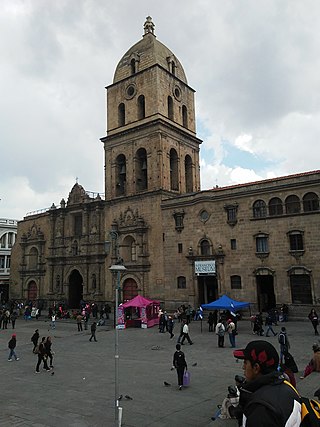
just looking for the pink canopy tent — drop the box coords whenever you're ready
[118,295,160,328]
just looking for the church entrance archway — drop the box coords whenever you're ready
[68,270,83,308]
[123,278,138,302]
[27,281,37,302]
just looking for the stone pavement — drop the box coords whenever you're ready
[0,316,319,427]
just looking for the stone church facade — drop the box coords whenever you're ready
[10,18,320,315]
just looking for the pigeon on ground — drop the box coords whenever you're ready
[51,372,55,376]
[125,395,133,400]
[118,395,123,401]
[164,381,171,386]
[192,362,197,367]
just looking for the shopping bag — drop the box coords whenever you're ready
[183,370,191,386]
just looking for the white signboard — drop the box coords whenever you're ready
[195,260,216,275]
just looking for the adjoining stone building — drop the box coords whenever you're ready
[10,18,320,315]
[0,218,17,304]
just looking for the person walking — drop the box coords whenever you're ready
[8,334,19,361]
[167,316,175,339]
[308,309,319,335]
[180,320,193,345]
[31,329,40,353]
[208,312,214,332]
[233,340,301,426]
[76,313,83,331]
[35,337,50,373]
[216,318,225,348]
[89,321,97,342]
[10,311,18,329]
[226,319,236,348]
[51,314,56,330]
[278,326,290,364]
[265,312,277,337]
[45,336,54,368]
[172,343,187,390]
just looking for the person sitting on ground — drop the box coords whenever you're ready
[300,342,320,379]
[234,340,301,426]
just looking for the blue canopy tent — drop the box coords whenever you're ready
[201,294,250,313]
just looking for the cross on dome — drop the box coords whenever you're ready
[144,16,155,35]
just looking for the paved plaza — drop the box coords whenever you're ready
[0,315,319,427]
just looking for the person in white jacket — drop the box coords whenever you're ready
[180,320,193,345]
[216,319,225,348]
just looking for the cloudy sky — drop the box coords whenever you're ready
[1,0,319,220]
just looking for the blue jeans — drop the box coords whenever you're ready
[229,333,236,348]
[266,325,276,336]
[8,349,18,360]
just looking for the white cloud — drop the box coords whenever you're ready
[1,0,320,219]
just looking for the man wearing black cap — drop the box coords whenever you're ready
[234,340,301,426]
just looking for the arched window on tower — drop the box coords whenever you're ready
[130,58,136,75]
[171,60,176,75]
[116,154,126,196]
[136,148,147,191]
[185,155,193,192]
[138,95,145,120]
[118,103,125,127]
[170,148,179,191]
[168,96,174,120]
[182,105,188,128]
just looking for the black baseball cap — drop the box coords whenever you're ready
[234,340,279,373]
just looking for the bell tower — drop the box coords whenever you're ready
[101,17,202,201]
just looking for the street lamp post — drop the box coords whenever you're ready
[109,259,126,426]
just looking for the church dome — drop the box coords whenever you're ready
[113,17,188,84]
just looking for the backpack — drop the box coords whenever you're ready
[284,380,320,426]
[218,324,224,337]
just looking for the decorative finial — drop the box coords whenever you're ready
[144,16,155,35]
[76,176,79,184]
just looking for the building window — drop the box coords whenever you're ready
[285,195,300,214]
[74,215,82,236]
[182,105,188,128]
[138,95,145,119]
[118,103,125,127]
[253,200,267,218]
[130,58,136,74]
[29,247,39,269]
[168,96,174,120]
[303,192,319,212]
[255,234,269,253]
[290,274,312,304]
[200,239,211,256]
[185,155,193,192]
[231,239,237,250]
[173,211,185,232]
[6,256,10,269]
[0,256,5,270]
[170,148,179,191]
[288,231,304,251]
[116,154,126,196]
[231,275,242,289]
[224,204,238,225]
[135,148,147,191]
[0,234,6,248]
[177,276,186,289]
[178,243,183,253]
[269,197,283,216]
[123,236,136,262]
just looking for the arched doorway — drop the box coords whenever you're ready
[68,270,83,309]
[123,278,138,302]
[255,268,276,312]
[27,281,37,302]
